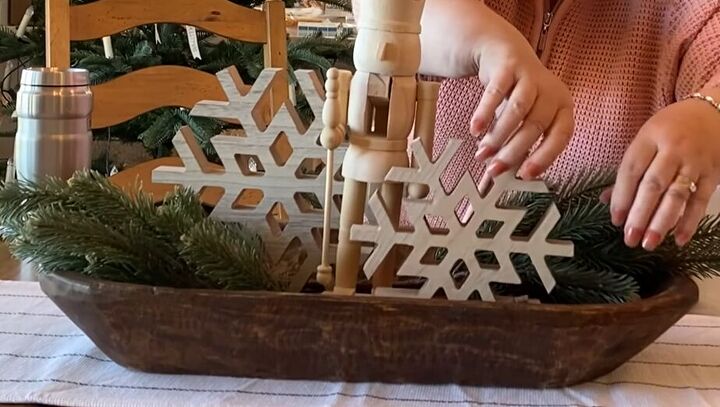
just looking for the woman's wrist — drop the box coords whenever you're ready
[418,0,498,78]
[683,87,720,121]
[684,92,720,112]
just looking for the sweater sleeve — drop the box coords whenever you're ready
[676,8,720,99]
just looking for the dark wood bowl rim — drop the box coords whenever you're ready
[45,271,698,316]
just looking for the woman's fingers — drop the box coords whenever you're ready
[486,98,555,179]
[471,69,515,141]
[610,139,657,227]
[674,176,719,247]
[622,153,680,248]
[478,170,496,198]
[642,168,700,250]
[470,57,574,190]
[600,186,614,205]
[476,92,572,196]
[478,78,538,158]
[519,106,574,180]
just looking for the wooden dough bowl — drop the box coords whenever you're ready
[39,271,698,388]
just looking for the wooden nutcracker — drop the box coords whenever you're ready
[408,81,441,200]
[317,67,352,288]
[318,0,432,294]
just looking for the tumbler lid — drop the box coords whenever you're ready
[20,67,90,87]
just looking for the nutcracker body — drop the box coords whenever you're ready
[317,0,440,294]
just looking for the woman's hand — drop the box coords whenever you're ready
[606,90,720,251]
[470,17,575,184]
[411,0,574,183]
[353,0,575,183]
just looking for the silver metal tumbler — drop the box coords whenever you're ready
[13,68,92,281]
[14,67,92,183]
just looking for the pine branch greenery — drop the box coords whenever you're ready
[660,215,720,278]
[181,220,278,291]
[474,172,720,304]
[0,170,718,303]
[0,171,279,291]
[455,170,719,303]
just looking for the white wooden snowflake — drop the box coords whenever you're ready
[152,67,346,291]
[350,138,574,301]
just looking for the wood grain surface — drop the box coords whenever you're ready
[0,243,20,281]
[90,66,233,129]
[69,0,268,42]
[45,0,71,68]
[45,0,288,130]
[39,271,698,388]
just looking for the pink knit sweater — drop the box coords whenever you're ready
[434,0,720,191]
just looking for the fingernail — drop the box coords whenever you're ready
[519,161,542,180]
[487,160,509,177]
[478,176,493,197]
[625,227,643,248]
[611,208,627,227]
[599,188,612,205]
[474,144,496,162]
[675,232,690,247]
[471,118,486,135]
[642,231,661,251]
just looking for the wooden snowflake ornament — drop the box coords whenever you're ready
[152,67,346,292]
[351,139,575,301]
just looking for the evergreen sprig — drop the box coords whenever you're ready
[4,169,716,305]
[0,171,279,291]
[181,219,277,291]
[479,173,720,304]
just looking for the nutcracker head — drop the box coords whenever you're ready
[353,0,426,76]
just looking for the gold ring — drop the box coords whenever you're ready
[674,175,698,193]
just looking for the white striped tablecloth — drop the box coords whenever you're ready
[0,281,719,407]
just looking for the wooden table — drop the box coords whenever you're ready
[0,243,20,281]
[3,279,720,407]
[0,248,41,407]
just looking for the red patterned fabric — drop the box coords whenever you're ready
[433,0,720,192]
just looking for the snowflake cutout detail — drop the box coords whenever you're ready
[351,138,574,301]
[152,67,346,291]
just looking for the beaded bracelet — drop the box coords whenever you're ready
[684,92,720,112]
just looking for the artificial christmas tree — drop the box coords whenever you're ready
[0,0,354,171]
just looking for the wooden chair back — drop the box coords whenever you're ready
[45,0,288,129]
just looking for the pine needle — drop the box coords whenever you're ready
[138,109,183,151]
[0,171,275,291]
[315,0,353,11]
[16,206,188,286]
[661,214,720,279]
[473,169,717,304]
[545,257,641,304]
[181,220,277,291]
[0,176,76,240]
